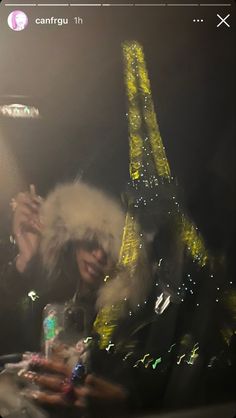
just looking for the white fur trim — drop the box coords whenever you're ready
[40,182,125,273]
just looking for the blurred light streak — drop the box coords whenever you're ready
[0,103,40,119]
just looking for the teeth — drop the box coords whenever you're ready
[87,265,97,276]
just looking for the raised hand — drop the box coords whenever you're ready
[10,184,43,273]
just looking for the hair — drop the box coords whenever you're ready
[40,182,125,275]
[10,11,27,30]
[40,182,152,311]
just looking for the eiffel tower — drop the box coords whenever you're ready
[94,41,210,349]
[121,41,209,272]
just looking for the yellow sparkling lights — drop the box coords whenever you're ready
[123,41,208,267]
[119,211,141,270]
[123,41,171,180]
[94,207,141,349]
[94,40,210,348]
[180,216,208,267]
[93,304,122,349]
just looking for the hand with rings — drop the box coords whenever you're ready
[19,357,127,410]
[10,184,44,273]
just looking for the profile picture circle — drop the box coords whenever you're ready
[8,10,28,31]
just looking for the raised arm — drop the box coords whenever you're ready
[11,184,43,273]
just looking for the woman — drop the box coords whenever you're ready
[3,182,162,417]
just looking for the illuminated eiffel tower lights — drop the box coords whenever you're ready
[122,40,208,268]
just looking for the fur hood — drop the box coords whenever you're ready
[40,182,125,273]
[40,182,151,310]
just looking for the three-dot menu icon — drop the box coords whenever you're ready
[193,19,204,23]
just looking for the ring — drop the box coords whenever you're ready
[19,370,40,384]
[61,379,76,403]
[71,362,86,385]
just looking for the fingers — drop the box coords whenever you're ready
[29,184,43,206]
[14,207,40,226]
[13,192,42,213]
[30,358,71,377]
[82,375,109,400]
[20,359,126,408]
[30,184,36,197]
[28,219,43,234]
[12,197,41,232]
[77,374,127,402]
[26,389,86,408]
[21,368,87,408]
[85,374,113,392]
[21,370,126,408]
[14,215,43,239]
[11,185,43,217]
[20,370,63,391]
[26,390,68,406]
[12,188,44,238]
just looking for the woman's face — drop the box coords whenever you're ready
[75,241,112,286]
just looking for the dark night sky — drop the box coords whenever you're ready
[0,1,235,257]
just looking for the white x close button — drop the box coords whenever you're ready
[217,14,230,28]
